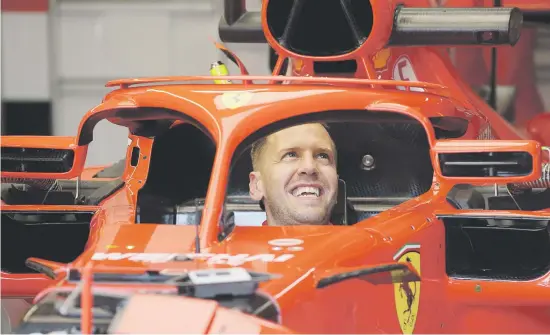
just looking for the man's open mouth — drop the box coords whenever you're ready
[291,186,322,198]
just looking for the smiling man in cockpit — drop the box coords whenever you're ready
[248,123,339,226]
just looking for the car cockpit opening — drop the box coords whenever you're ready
[223,109,438,227]
[130,108,480,230]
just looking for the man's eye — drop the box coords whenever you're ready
[317,153,330,160]
[283,152,297,159]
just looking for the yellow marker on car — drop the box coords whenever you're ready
[210,61,232,84]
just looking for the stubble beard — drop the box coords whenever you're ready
[264,196,336,226]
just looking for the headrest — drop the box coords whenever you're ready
[330,178,356,225]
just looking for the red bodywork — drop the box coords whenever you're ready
[1,0,549,333]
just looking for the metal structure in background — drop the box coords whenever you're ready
[218,0,550,123]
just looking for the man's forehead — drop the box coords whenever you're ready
[267,124,334,152]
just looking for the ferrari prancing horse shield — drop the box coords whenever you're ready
[392,251,421,334]
[221,91,253,110]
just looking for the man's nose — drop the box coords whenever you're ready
[298,154,318,175]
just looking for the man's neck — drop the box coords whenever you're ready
[262,220,333,226]
[264,212,332,226]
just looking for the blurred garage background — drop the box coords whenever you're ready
[2,0,550,167]
[1,0,272,167]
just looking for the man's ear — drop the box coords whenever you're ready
[249,171,264,201]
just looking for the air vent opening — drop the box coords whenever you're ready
[1,147,75,173]
[1,212,93,274]
[266,0,373,57]
[130,147,140,167]
[444,217,550,281]
[438,152,534,177]
[314,60,358,74]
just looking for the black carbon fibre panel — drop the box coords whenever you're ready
[330,122,433,198]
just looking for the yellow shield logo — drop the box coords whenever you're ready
[372,48,392,71]
[220,91,253,110]
[294,59,304,72]
[392,250,421,334]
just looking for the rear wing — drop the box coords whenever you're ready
[218,0,546,44]
[218,0,523,46]
[504,1,550,27]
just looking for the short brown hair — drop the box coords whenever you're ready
[251,136,269,171]
[250,122,335,171]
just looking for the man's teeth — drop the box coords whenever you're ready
[293,186,320,197]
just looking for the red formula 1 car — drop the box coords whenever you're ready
[1,0,549,334]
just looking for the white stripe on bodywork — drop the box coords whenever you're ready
[393,244,421,260]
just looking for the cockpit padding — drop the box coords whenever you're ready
[331,179,357,225]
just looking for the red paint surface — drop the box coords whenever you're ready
[1,0,48,12]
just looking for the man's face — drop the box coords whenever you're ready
[249,123,338,225]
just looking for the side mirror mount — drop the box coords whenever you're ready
[1,136,87,180]
[431,139,542,185]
